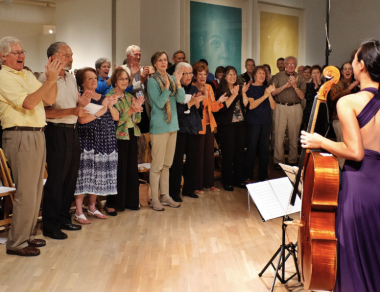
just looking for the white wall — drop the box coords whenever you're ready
[55,0,112,71]
[140,0,181,66]
[0,20,55,72]
[329,0,380,67]
[116,0,141,66]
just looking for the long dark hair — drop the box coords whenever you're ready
[218,66,239,96]
[357,39,380,86]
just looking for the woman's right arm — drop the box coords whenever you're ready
[147,78,171,109]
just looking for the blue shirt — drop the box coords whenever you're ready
[95,77,133,95]
[246,85,271,124]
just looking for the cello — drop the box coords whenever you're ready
[287,66,340,291]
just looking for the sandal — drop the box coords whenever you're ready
[87,209,107,220]
[194,190,204,195]
[203,186,220,192]
[74,213,91,224]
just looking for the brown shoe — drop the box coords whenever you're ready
[6,246,40,257]
[160,194,181,208]
[27,239,46,248]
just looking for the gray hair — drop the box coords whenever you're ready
[95,57,111,69]
[47,42,67,58]
[175,62,192,72]
[285,56,298,65]
[126,45,141,56]
[0,36,22,57]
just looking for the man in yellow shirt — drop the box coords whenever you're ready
[0,36,63,256]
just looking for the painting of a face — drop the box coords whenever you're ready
[190,2,242,76]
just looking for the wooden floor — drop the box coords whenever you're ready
[0,165,309,292]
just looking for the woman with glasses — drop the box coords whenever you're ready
[192,61,226,195]
[215,66,249,191]
[73,67,119,223]
[329,61,360,168]
[95,57,135,95]
[104,68,144,214]
[169,62,204,202]
[147,51,186,211]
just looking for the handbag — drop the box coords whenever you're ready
[139,179,151,207]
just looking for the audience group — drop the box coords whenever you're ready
[0,35,358,256]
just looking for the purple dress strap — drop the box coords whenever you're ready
[357,87,380,128]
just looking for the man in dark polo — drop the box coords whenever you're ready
[271,56,306,169]
[0,36,62,256]
[40,42,92,239]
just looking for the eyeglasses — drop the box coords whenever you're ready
[117,78,129,81]
[10,51,26,57]
[227,73,237,77]
[182,72,193,76]
[342,68,352,71]
[286,63,295,67]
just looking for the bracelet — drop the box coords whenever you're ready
[294,87,298,90]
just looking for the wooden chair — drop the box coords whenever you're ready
[0,149,16,231]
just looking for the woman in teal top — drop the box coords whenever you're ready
[105,68,144,214]
[147,51,186,211]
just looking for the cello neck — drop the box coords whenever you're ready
[289,66,341,206]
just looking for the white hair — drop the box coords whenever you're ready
[175,62,192,72]
[126,45,141,56]
[285,56,298,65]
[0,36,22,57]
[95,57,111,69]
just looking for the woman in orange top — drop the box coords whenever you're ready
[192,61,227,195]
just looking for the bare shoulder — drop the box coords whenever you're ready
[337,92,371,115]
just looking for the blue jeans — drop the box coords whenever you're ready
[244,123,271,181]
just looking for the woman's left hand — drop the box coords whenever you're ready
[300,130,323,149]
[174,66,184,84]
[242,82,249,93]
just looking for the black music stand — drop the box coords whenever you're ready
[258,215,300,292]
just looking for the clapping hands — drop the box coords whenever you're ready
[218,92,228,103]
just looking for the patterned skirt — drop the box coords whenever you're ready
[74,111,118,196]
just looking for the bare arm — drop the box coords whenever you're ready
[23,58,63,110]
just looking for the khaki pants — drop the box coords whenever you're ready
[3,131,46,250]
[273,104,303,164]
[333,120,345,169]
[149,131,177,201]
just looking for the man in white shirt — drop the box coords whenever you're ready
[40,42,92,239]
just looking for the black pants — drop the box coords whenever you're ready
[169,132,198,198]
[218,122,246,187]
[43,124,80,233]
[194,125,215,190]
[107,129,139,210]
[244,123,271,181]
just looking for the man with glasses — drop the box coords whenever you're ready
[39,42,93,238]
[271,56,306,169]
[0,36,63,256]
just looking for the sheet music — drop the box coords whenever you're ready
[83,103,103,115]
[247,177,301,221]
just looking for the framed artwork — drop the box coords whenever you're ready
[257,3,305,75]
[189,1,243,75]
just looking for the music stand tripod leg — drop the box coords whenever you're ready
[270,246,284,292]
[258,245,282,277]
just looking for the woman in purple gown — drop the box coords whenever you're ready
[301,39,380,292]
